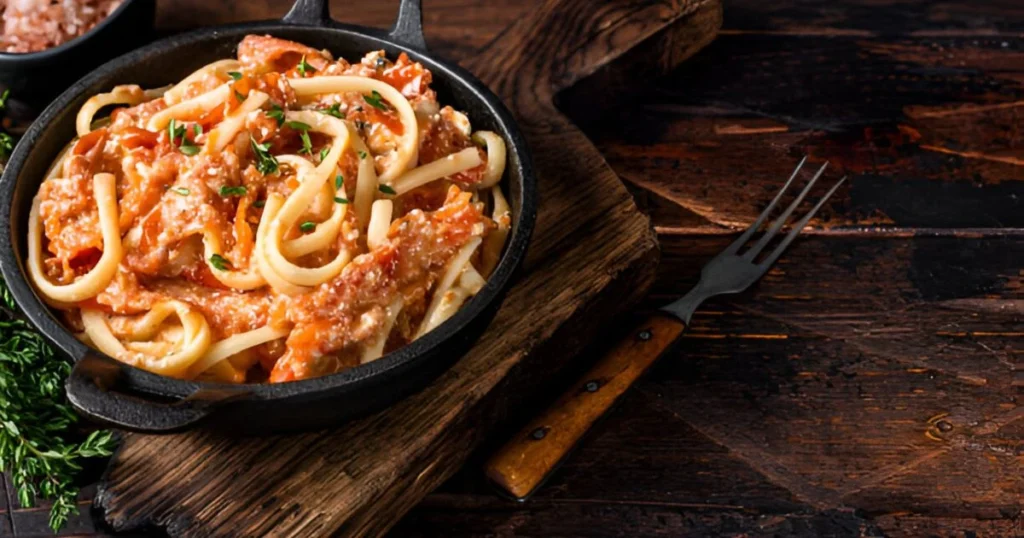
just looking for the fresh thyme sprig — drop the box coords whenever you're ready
[0,278,117,532]
[0,89,14,162]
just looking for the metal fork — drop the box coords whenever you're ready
[485,158,847,500]
[663,156,846,323]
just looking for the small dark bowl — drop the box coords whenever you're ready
[0,0,535,435]
[0,0,156,108]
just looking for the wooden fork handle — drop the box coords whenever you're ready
[485,314,686,499]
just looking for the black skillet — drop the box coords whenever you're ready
[0,0,536,435]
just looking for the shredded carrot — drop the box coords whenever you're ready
[234,197,254,260]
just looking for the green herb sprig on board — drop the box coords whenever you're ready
[0,279,117,532]
[0,89,14,162]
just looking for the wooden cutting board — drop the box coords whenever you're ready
[95,0,722,536]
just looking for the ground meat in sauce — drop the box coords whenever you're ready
[270,187,488,382]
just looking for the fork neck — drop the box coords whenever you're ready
[657,282,708,324]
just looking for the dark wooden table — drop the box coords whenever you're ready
[4,0,1024,536]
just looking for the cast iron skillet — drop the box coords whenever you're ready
[0,0,535,435]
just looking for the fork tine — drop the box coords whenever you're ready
[723,156,807,255]
[758,176,846,269]
[742,161,828,261]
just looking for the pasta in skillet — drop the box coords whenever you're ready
[28,35,510,383]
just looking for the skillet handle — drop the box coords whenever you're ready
[388,0,427,52]
[65,353,241,433]
[282,0,331,26]
[281,0,427,53]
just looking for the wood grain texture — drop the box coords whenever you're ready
[485,315,685,499]
[399,234,1023,537]
[91,1,722,537]
[397,2,1024,536]
[7,1,1024,537]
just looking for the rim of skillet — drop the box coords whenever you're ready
[0,0,143,62]
[0,19,536,401]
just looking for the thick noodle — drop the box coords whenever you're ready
[147,84,231,131]
[288,76,419,182]
[471,131,507,189]
[163,59,241,105]
[263,111,352,287]
[480,186,510,278]
[76,85,149,136]
[277,155,348,259]
[415,237,482,337]
[366,199,392,250]
[256,194,309,296]
[82,300,212,379]
[361,297,404,364]
[348,124,380,231]
[27,173,123,303]
[391,147,482,195]
[204,91,269,152]
[188,325,290,378]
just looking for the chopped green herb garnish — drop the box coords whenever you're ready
[321,103,344,118]
[363,90,389,111]
[284,120,314,155]
[299,221,316,233]
[169,186,190,196]
[209,254,231,271]
[249,135,279,175]
[234,89,246,103]
[168,118,183,143]
[285,120,312,131]
[297,55,316,76]
[378,184,396,195]
[253,199,266,208]
[0,132,13,160]
[334,196,349,204]
[358,150,368,159]
[267,103,285,126]
[168,118,200,155]
[194,124,202,137]
[227,71,242,81]
[0,88,10,109]
[219,185,247,197]
[335,174,344,190]
[319,147,329,162]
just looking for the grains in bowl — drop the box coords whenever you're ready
[0,0,122,53]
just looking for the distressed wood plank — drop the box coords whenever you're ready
[584,32,1024,233]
